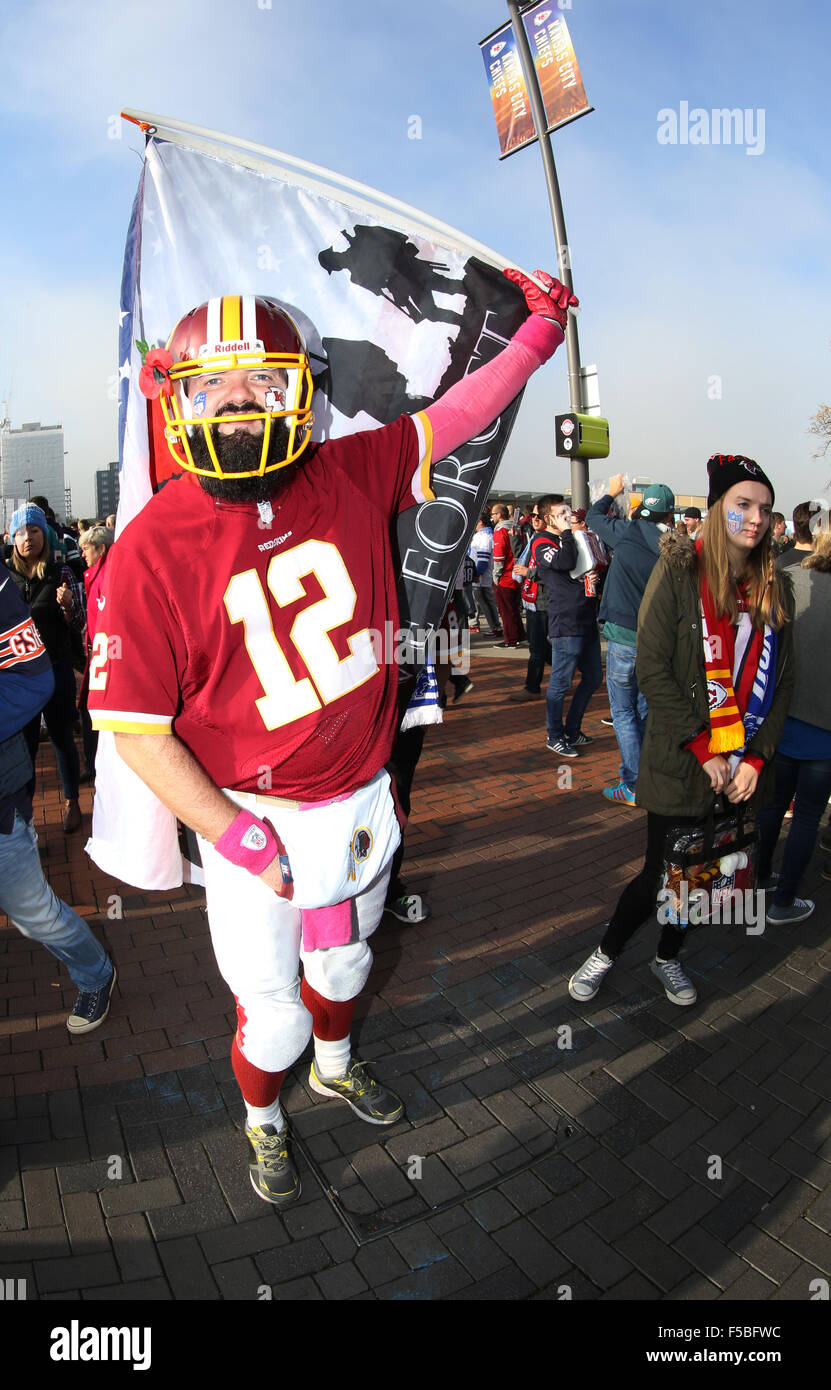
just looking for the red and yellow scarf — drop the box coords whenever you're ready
[699,564,764,756]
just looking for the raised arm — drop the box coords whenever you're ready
[420,270,577,462]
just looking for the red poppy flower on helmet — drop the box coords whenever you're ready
[138,347,174,400]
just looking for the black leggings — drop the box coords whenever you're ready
[601,811,701,961]
[385,724,427,899]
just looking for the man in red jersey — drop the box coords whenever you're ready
[88,276,575,1206]
[490,502,526,646]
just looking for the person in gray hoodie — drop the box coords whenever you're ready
[587,475,675,805]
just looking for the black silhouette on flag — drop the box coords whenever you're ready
[319,226,466,326]
[321,338,433,422]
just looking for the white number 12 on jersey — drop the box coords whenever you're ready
[223,539,380,730]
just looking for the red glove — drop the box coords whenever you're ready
[504,267,578,331]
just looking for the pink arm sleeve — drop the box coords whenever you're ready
[420,314,564,462]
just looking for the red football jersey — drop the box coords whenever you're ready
[88,415,433,800]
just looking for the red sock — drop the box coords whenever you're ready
[231,1033,285,1107]
[300,977,357,1041]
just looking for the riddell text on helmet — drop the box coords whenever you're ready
[199,339,261,356]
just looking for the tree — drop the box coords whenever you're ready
[808,403,831,459]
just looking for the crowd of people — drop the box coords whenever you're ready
[1,497,118,1034]
[1,270,829,1211]
[457,476,831,1009]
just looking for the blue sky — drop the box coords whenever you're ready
[1,0,829,516]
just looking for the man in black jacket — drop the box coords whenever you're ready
[0,573,116,1032]
[536,499,602,757]
[587,475,675,805]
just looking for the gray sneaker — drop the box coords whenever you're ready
[309,1059,405,1125]
[245,1123,301,1206]
[765,897,815,925]
[568,947,614,1001]
[650,957,697,1006]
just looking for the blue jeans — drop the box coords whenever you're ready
[546,630,602,741]
[757,754,831,905]
[0,811,112,991]
[605,640,649,788]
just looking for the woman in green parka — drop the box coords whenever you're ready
[569,454,794,1007]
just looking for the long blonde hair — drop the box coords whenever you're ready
[699,504,789,631]
[802,531,831,572]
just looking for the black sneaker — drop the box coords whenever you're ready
[569,732,594,747]
[245,1123,301,1206]
[546,737,578,757]
[66,968,117,1035]
[451,678,474,703]
[600,717,614,727]
[385,891,430,923]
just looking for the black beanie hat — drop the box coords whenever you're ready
[707,454,774,509]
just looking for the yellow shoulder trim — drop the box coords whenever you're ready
[90,715,173,735]
[413,411,435,502]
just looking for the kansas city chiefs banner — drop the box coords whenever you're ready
[88,112,531,888]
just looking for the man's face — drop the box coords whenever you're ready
[184,366,295,502]
[185,366,288,435]
[773,519,786,538]
[684,514,700,534]
[547,503,573,534]
[530,508,545,531]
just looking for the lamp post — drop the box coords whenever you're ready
[24,476,33,500]
[505,0,588,509]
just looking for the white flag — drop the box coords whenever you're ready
[88,113,529,889]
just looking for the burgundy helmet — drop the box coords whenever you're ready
[149,294,314,478]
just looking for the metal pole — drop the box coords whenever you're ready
[506,0,587,509]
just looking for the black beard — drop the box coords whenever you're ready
[189,409,300,503]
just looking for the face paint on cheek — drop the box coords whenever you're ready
[193,391,207,418]
[726,508,744,536]
[265,388,286,412]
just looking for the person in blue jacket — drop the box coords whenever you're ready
[0,573,116,1032]
[587,475,675,806]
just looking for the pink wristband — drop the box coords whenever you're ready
[512,313,565,364]
[215,810,280,873]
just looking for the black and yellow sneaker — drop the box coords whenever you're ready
[245,1123,301,1206]
[309,1059,405,1126]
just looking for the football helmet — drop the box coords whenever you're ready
[157,295,314,477]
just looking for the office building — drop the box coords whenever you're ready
[95,461,120,519]
[0,422,66,520]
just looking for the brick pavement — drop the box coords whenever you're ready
[2,640,830,1308]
